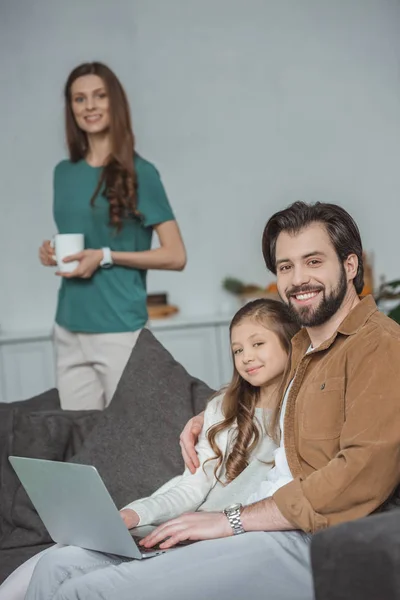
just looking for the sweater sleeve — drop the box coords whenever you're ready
[122,395,226,525]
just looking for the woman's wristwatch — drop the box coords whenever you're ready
[223,503,245,535]
[100,247,113,269]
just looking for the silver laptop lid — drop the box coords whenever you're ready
[9,456,143,559]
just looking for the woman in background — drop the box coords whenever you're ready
[39,62,186,410]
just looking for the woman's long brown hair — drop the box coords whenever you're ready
[206,298,299,484]
[64,62,140,231]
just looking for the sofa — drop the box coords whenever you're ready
[2,328,399,597]
[311,504,400,600]
[0,328,214,584]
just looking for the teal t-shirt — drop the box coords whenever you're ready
[54,155,175,333]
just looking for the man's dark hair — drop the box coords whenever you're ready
[262,201,364,294]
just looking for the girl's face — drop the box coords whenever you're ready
[70,74,110,135]
[231,318,288,388]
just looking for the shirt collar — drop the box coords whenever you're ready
[337,295,378,335]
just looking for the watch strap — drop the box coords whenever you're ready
[100,247,113,268]
[224,504,245,535]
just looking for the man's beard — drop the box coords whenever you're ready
[285,266,348,328]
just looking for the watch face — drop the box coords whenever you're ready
[225,503,241,513]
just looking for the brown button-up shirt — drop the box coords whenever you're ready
[273,295,400,533]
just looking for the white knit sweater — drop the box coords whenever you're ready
[123,394,277,526]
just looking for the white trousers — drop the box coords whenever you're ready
[0,545,60,600]
[54,324,141,410]
[15,531,313,600]
[0,530,314,600]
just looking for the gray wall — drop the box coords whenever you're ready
[1,0,400,330]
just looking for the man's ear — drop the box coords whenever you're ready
[344,253,359,283]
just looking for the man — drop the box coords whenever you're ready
[153,201,400,596]
[25,202,400,600]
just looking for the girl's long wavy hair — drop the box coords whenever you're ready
[64,62,140,231]
[206,298,299,484]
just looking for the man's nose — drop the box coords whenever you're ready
[291,265,310,288]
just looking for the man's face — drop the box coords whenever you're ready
[275,223,348,327]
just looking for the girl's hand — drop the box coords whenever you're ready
[119,508,140,529]
[56,249,103,279]
[39,240,57,267]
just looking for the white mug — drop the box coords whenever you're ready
[53,234,84,273]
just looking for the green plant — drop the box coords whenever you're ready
[375,279,400,324]
[222,277,245,295]
[222,277,265,296]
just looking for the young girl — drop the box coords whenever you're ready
[39,62,186,410]
[119,298,299,530]
[0,299,299,600]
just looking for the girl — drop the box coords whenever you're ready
[0,298,299,600]
[39,62,186,410]
[119,297,299,529]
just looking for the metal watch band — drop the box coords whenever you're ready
[225,505,245,535]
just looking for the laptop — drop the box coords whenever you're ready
[9,456,177,559]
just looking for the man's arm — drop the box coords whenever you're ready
[241,498,294,532]
[180,412,205,473]
[139,498,294,549]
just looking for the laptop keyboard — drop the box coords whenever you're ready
[131,534,163,552]
[131,534,194,552]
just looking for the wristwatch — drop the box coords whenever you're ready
[223,503,245,535]
[100,247,113,269]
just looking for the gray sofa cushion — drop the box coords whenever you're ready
[312,510,400,600]
[0,389,61,549]
[70,328,215,509]
[0,388,60,412]
[0,409,99,550]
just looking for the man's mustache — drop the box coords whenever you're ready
[286,285,324,297]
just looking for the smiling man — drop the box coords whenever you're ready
[23,202,400,600]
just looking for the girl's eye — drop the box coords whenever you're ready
[254,342,264,348]
[74,97,84,103]
[97,92,107,99]
[233,348,242,355]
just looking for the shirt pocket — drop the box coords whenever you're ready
[300,377,344,440]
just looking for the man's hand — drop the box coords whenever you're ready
[56,249,103,279]
[119,508,140,529]
[140,511,232,549]
[179,411,205,474]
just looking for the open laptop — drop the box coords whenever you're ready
[9,456,177,559]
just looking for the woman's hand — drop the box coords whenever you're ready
[119,508,140,529]
[56,249,103,279]
[39,240,57,267]
[139,512,232,549]
[179,411,205,474]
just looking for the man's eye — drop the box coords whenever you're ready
[279,265,291,272]
[308,260,321,266]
